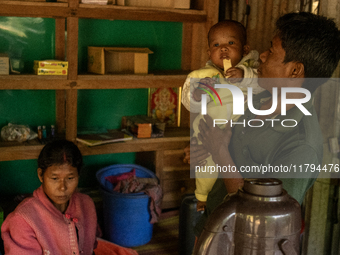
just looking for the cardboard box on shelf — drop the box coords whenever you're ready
[87,46,153,75]
[0,53,9,75]
[116,0,190,9]
[121,115,166,138]
[34,68,68,75]
[34,60,68,69]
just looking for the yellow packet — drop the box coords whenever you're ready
[223,58,232,78]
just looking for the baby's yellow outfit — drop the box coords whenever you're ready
[181,50,264,203]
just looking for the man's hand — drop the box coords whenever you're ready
[196,200,206,212]
[183,137,209,167]
[198,115,232,163]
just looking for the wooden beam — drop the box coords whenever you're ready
[77,5,207,22]
[0,1,207,22]
[0,76,69,90]
[55,18,66,135]
[181,22,193,71]
[65,16,78,141]
[76,74,187,89]
[0,2,69,18]
[0,135,189,161]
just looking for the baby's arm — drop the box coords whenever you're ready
[193,77,216,101]
[181,76,192,111]
[182,76,213,113]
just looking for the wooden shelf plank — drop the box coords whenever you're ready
[0,75,70,90]
[78,137,190,156]
[0,2,206,22]
[0,1,69,18]
[0,74,188,90]
[0,144,43,161]
[77,4,207,22]
[0,136,190,161]
[76,74,187,89]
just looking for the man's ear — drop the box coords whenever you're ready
[243,45,250,56]
[37,168,43,183]
[291,62,305,78]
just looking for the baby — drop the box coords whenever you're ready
[181,20,263,211]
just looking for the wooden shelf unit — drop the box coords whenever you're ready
[0,0,218,208]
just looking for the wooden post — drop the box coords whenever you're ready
[66,16,78,141]
[55,18,66,135]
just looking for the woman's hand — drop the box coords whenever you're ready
[197,115,232,163]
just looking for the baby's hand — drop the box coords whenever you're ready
[193,77,215,101]
[198,77,216,88]
[196,200,207,212]
[225,67,244,83]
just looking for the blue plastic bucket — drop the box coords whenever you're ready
[96,164,158,247]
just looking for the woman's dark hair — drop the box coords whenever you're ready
[38,139,83,175]
[276,12,340,80]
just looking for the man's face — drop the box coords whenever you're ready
[257,35,297,90]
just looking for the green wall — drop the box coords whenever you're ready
[0,17,182,194]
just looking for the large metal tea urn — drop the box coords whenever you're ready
[193,179,301,254]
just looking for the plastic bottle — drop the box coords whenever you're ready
[51,125,55,138]
[42,126,47,139]
[37,126,42,140]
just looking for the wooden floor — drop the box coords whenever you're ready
[132,209,181,255]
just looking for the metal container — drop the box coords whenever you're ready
[178,194,204,255]
[193,179,301,255]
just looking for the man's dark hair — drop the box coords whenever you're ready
[38,139,83,175]
[276,12,340,79]
[208,20,247,46]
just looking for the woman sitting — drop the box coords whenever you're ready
[1,140,98,255]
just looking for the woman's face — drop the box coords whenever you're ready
[38,164,79,213]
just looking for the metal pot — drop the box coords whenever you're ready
[193,178,301,254]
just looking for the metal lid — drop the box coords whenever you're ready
[243,178,282,196]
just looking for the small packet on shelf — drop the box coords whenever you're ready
[1,123,38,142]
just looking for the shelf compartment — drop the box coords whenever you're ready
[0,1,69,18]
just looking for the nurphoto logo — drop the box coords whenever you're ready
[200,84,311,128]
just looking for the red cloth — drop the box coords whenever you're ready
[105,169,136,184]
[105,170,163,223]
[94,238,138,255]
[1,186,98,255]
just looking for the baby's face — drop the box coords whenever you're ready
[208,24,246,70]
